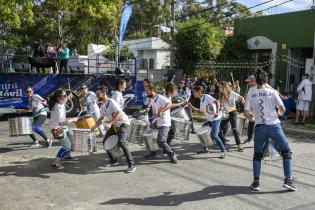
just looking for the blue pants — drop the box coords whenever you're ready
[203,120,225,152]
[253,123,292,178]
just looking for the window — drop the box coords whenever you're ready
[149,58,154,70]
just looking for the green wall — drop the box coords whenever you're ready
[235,9,315,89]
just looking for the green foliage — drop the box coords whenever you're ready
[175,18,226,74]
[218,35,250,60]
[103,43,135,61]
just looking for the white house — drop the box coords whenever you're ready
[123,37,170,70]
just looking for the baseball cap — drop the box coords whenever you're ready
[245,75,256,82]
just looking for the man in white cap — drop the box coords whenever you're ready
[243,75,257,144]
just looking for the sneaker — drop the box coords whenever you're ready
[106,162,119,167]
[191,130,196,134]
[144,152,157,159]
[30,143,41,148]
[170,153,178,164]
[126,165,136,173]
[238,145,245,152]
[64,156,78,161]
[51,163,64,170]
[250,180,260,191]
[283,177,297,191]
[46,139,53,148]
[196,148,209,154]
[219,151,227,159]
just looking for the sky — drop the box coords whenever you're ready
[236,0,314,15]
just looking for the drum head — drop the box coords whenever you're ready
[196,126,209,135]
[131,119,147,126]
[104,135,118,150]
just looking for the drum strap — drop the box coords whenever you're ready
[32,108,46,123]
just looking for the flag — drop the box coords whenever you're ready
[119,5,132,47]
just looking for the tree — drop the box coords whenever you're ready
[103,43,135,61]
[175,18,225,74]
[218,35,250,60]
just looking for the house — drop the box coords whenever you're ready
[123,37,170,70]
[235,9,315,115]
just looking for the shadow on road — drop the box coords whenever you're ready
[101,185,287,207]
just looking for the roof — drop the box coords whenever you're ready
[123,37,170,51]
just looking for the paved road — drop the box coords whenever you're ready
[0,121,315,210]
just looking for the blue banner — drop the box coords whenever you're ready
[119,4,132,47]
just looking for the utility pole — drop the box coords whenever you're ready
[170,0,175,69]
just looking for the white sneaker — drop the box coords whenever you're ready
[219,151,227,159]
[30,143,41,148]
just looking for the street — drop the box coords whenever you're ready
[0,120,315,210]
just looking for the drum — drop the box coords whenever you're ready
[263,139,280,159]
[76,115,99,134]
[128,119,148,144]
[9,117,33,136]
[172,117,191,142]
[196,125,213,146]
[236,115,246,136]
[70,128,96,153]
[143,128,159,151]
[104,135,124,158]
[170,107,190,121]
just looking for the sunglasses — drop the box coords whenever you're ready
[26,91,32,93]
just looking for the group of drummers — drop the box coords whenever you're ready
[22,68,296,192]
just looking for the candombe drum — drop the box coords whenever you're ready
[104,135,124,158]
[263,138,280,159]
[195,125,214,147]
[236,115,246,136]
[172,117,191,142]
[9,117,33,137]
[70,128,96,153]
[76,114,99,134]
[143,128,159,152]
[128,119,148,144]
[170,107,190,121]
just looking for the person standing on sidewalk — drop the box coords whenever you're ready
[58,43,70,73]
[295,74,312,125]
[24,87,52,148]
[91,85,136,173]
[218,81,245,152]
[81,84,106,137]
[244,69,296,191]
[190,86,226,158]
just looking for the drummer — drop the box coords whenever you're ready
[218,81,245,152]
[142,79,154,122]
[178,80,195,133]
[111,78,126,109]
[143,85,178,163]
[49,90,78,169]
[81,84,106,137]
[244,69,296,191]
[24,87,52,148]
[189,86,227,158]
[91,85,136,173]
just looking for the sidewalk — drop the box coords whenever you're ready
[192,115,315,139]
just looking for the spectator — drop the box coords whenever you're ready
[234,80,241,94]
[209,78,220,99]
[46,43,58,74]
[58,43,70,73]
[295,74,312,125]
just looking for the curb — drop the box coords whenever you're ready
[192,116,315,139]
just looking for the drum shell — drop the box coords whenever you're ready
[128,119,148,144]
[70,129,96,153]
[171,117,191,142]
[144,129,159,151]
[236,115,246,136]
[171,107,190,121]
[76,117,99,134]
[9,117,33,136]
[104,135,124,158]
[196,125,212,146]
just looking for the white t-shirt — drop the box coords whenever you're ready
[29,94,47,116]
[49,103,66,129]
[245,86,283,125]
[84,91,100,114]
[100,98,129,127]
[111,90,125,109]
[151,94,172,127]
[222,91,240,113]
[297,79,312,101]
[200,94,222,122]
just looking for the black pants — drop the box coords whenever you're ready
[59,59,68,73]
[103,124,134,166]
[167,124,175,147]
[185,107,195,132]
[29,115,48,142]
[248,121,255,141]
[218,111,241,145]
